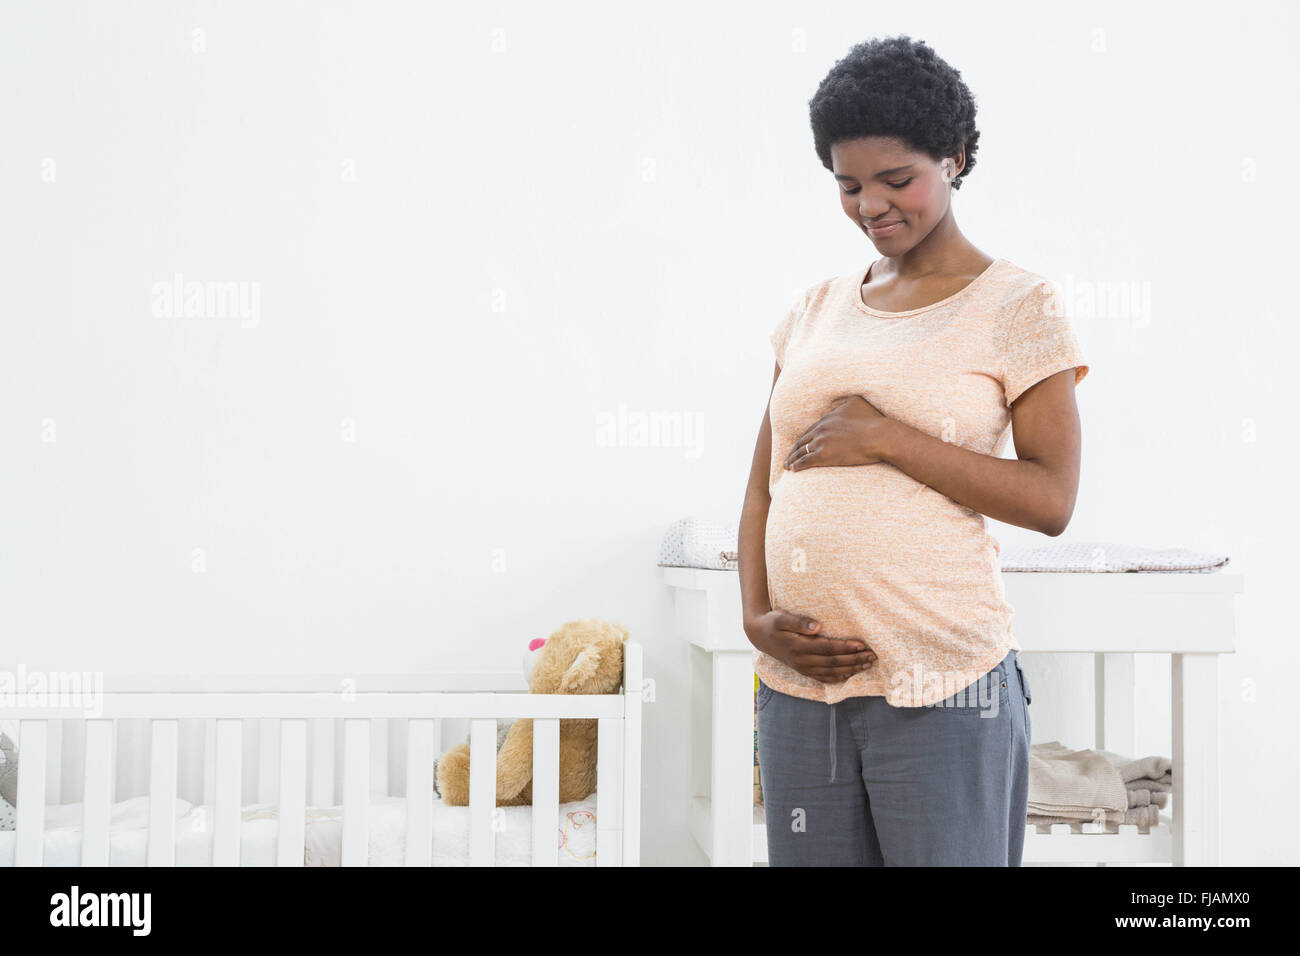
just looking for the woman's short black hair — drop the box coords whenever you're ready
[808,35,980,190]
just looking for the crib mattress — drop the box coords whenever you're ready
[0,793,599,866]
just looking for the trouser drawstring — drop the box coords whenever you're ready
[828,701,838,783]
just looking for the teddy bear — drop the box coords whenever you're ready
[430,636,549,799]
[436,618,629,807]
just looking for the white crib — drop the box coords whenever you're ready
[1,642,643,867]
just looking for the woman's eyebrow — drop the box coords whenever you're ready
[834,164,916,181]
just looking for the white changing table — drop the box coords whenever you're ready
[663,566,1243,867]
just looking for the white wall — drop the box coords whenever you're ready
[1,1,1296,865]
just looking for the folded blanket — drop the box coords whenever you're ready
[1129,779,1171,795]
[1028,740,1174,829]
[1000,539,1228,573]
[1028,741,1128,817]
[1126,788,1169,809]
[1100,748,1172,791]
[1029,803,1162,828]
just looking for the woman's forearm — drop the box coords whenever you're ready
[737,488,773,626]
[878,419,1071,536]
[739,390,778,628]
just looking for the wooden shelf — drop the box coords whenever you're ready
[1023,812,1173,864]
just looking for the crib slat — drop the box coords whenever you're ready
[213,719,242,866]
[342,718,369,866]
[621,642,643,867]
[277,719,307,866]
[531,718,559,867]
[147,720,178,866]
[310,718,335,806]
[15,721,48,866]
[81,719,114,866]
[404,719,434,866]
[595,716,623,867]
[468,718,497,866]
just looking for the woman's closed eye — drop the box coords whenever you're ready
[842,178,912,194]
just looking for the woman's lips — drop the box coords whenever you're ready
[866,220,903,237]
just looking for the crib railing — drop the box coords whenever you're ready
[3,642,643,867]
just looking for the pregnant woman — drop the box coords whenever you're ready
[737,36,1090,866]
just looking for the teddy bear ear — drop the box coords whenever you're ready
[559,647,602,693]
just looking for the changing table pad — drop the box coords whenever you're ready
[658,517,1229,574]
[998,539,1229,573]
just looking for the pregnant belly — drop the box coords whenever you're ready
[764,463,1002,645]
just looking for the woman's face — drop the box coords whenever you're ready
[830,136,958,253]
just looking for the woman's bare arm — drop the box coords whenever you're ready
[879,368,1082,536]
[737,362,781,625]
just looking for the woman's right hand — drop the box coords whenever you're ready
[744,610,876,683]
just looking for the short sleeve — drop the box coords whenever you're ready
[1000,279,1090,407]
[770,288,809,368]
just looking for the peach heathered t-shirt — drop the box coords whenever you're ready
[761,256,1089,708]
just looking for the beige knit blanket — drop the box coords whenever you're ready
[1029,804,1164,828]
[1100,748,1172,791]
[1028,741,1171,827]
[1029,741,1127,816]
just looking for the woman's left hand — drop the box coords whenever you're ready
[783,395,895,471]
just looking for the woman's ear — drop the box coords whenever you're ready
[948,147,966,181]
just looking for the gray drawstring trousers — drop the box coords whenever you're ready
[756,649,1032,866]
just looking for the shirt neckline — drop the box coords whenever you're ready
[854,256,1006,317]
